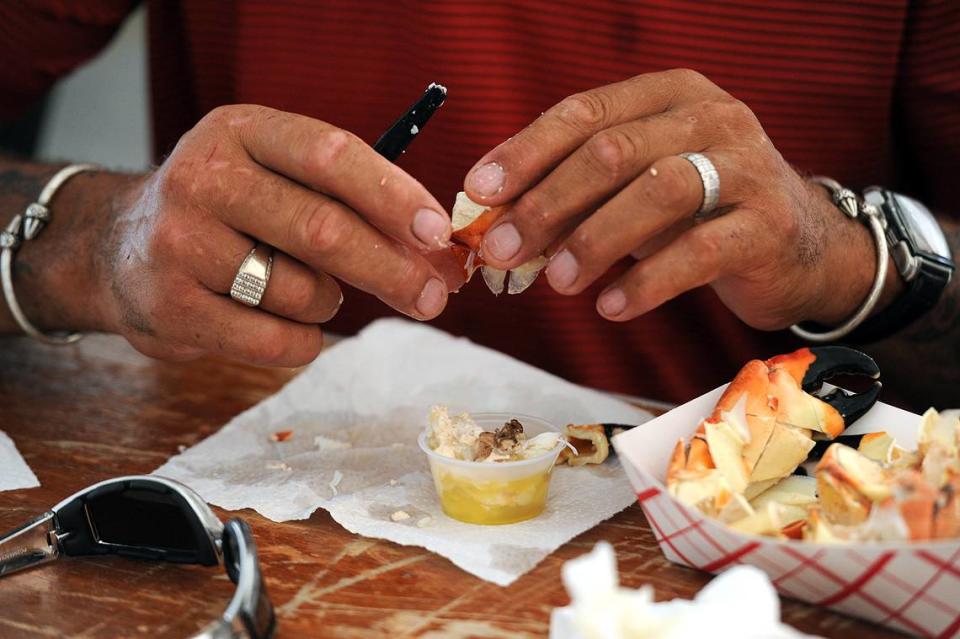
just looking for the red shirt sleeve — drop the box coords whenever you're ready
[893,0,960,214]
[0,0,137,119]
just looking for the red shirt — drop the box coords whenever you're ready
[2,1,958,403]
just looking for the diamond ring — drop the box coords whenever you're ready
[230,243,274,307]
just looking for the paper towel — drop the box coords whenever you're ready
[154,319,650,585]
[0,430,39,492]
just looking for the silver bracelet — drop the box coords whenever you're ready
[789,176,889,342]
[1,163,100,345]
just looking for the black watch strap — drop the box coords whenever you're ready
[848,258,952,343]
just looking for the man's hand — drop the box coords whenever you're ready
[464,69,887,329]
[21,105,460,366]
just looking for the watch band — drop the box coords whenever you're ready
[849,257,953,342]
[847,188,954,343]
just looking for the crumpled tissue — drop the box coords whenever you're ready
[0,430,39,492]
[550,542,816,639]
[154,319,650,585]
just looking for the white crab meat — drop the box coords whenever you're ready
[704,420,749,494]
[451,191,488,231]
[450,191,548,295]
[507,255,548,294]
[481,265,506,295]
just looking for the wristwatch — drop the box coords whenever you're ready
[850,187,955,342]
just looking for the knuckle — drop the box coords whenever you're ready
[304,129,353,175]
[512,189,554,229]
[690,226,723,258]
[199,104,233,128]
[567,226,601,260]
[557,91,611,131]
[298,200,348,255]
[158,158,198,202]
[249,328,290,363]
[584,129,642,179]
[386,260,426,303]
[197,104,259,133]
[283,279,318,316]
[671,67,708,86]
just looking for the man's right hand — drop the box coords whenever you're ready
[31,105,460,366]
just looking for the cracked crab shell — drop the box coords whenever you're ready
[768,368,843,438]
[711,361,776,472]
[704,419,750,493]
[748,423,814,484]
[817,443,893,503]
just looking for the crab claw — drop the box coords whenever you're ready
[768,345,881,430]
[796,346,880,391]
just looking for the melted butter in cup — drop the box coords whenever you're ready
[418,413,563,525]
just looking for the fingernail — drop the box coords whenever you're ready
[546,250,579,289]
[416,278,446,317]
[482,223,522,262]
[412,208,451,248]
[598,288,627,317]
[467,162,505,198]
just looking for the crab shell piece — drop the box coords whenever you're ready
[817,443,893,502]
[934,474,960,539]
[449,192,548,295]
[557,423,610,466]
[857,432,921,470]
[730,502,787,536]
[917,408,960,487]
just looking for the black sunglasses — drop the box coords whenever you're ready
[0,475,275,638]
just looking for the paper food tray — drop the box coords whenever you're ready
[612,386,960,638]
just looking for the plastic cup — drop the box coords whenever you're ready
[418,413,563,525]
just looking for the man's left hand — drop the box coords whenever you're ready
[464,69,879,329]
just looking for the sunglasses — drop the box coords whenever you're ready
[0,475,275,638]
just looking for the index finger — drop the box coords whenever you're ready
[463,69,713,205]
[223,105,452,251]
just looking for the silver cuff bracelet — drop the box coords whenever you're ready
[1,163,100,345]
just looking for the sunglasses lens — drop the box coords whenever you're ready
[87,489,197,551]
[55,477,220,565]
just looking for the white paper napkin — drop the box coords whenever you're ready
[154,318,650,585]
[550,542,817,638]
[0,430,39,492]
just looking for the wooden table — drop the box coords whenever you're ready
[0,334,903,638]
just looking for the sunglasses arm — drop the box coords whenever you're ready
[0,511,62,577]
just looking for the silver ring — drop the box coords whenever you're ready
[678,152,720,218]
[230,243,274,307]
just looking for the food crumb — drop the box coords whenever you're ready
[650,167,659,177]
[270,430,293,443]
[416,516,432,528]
[265,461,292,472]
[177,444,187,453]
[314,435,351,451]
[391,442,405,448]
[379,176,387,186]
[389,479,398,486]
[410,124,419,135]
[390,510,411,522]
[329,469,343,496]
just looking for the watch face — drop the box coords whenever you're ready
[893,193,952,259]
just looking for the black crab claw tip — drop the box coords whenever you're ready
[807,434,867,462]
[818,381,883,425]
[601,424,638,440]
[802,346,880,392]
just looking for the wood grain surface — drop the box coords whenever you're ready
[0,334,904,638]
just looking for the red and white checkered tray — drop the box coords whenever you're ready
[612,387,960,638]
